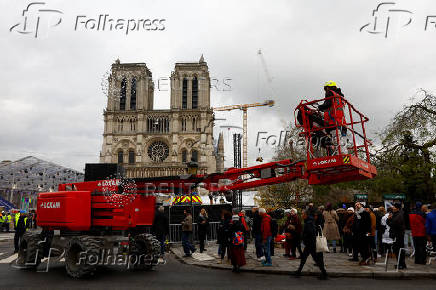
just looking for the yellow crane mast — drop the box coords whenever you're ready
[213,100,274,167]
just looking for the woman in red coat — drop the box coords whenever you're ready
[409,202,427,264]
[229,215,246,272]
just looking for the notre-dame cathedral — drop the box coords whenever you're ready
[99,56,224,178]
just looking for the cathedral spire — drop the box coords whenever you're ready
[199,54,205,63]
[216,132,225,173]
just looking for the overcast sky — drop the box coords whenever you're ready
[1,0,436,171]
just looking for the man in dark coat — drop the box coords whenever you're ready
[251,207,263,259]
[351,202,371,265]
[293,209,328,280]
[14,212,28,253]
[152,206,169,255]
[388,203,406,269]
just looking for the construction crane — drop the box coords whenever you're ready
[213,100,274,167]
[257,49,275,96]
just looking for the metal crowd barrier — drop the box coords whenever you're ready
[169,221,220,243]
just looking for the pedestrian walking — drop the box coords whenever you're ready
[152,206,169,256]
[292,209,328,280]
[388,203,406,269]
[322,203,340,253]
[181,209,196,257]
[409,202,427,264]
[259,208,272,266]
[198,208,209,253]
[229,214,246,272]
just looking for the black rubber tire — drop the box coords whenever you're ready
[65,236,102,278]
[129,234,160,270]
[17,232,43,268]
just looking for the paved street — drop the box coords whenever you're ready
[171,242,436,279]
[0,238,435,289]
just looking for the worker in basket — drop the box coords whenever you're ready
[317,81,348,155]
[296,81,348,156]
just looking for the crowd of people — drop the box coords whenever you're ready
[210,201,436,278]
[149,201,436,278]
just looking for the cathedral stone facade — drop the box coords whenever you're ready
[99,56,224,178]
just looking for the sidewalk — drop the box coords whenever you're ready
[171,242,436,279]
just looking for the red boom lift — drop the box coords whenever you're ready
[16,95,376,278]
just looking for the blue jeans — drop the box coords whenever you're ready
[255,234,263,258]
[263,236,272,264]
[182,232,195,255]
[156,233,166,255]
[328,240,337,248]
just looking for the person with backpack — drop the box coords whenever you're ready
[229,214,246,272]
[238,210,250,251]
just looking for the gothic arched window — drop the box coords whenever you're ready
[192,76,198,109]
[182,149,187,163]
[130,77,137,110]
[128,150,135,164]
[117,150,124,164]
[191,149,198,163]
[182,78,188,109]
[120,78,127,111]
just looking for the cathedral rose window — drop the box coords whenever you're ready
[147,141,169,162]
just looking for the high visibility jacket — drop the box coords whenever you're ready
[323,90,346,127]
[15,213,27,228]
[14,213,19,226]
[7,215,11,222]
[0,216,4,223]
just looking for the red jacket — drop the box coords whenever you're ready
[261,214,272,241]
[323,90,346,127]
[409,213,426,237]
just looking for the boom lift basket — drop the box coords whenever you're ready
[295,95,377,185]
